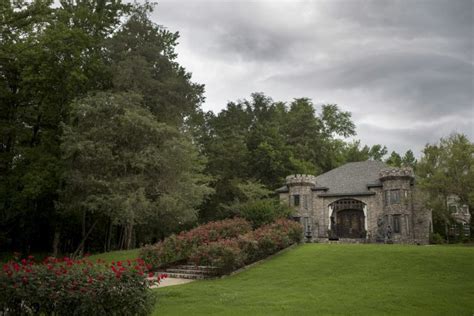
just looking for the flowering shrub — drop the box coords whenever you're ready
[0,256,166,315]
[240,219,303,263]
[189,239,244,273]
[189,219,303,274]
[141,218,301,276]
[140,218,252,269]
[267,218,304,244]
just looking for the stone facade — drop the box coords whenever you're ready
[276,161,432,244]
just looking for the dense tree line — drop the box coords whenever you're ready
[0,0,210,255]
[0,1,472,256]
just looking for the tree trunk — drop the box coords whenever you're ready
[52,230,60,257]
[80,210,86,256]
[118,226,124,250]
[72,219,98,258]
[105,219,113,252]
[124,223,134,250]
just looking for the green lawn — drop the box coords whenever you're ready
[153,244,474,315]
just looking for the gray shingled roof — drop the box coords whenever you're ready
[276,161,389,196]
[315,161,388,195]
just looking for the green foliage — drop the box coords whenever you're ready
[234,199,293,229]
[196,93,360,221]
[107,4,204,126]
[430,232,445,244]
[0,0,209,254]
[220,180,293,228]
[417,133,474,235]
[342,141,388,163]
[385,151,403,167]
[0,0,132,253]
[60,92,212,248]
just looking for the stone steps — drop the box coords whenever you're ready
[175,264,219,271]
[166,268,212,275]
[163,272,207,279]
[163,264,219,280]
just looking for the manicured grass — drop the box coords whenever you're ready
[88,248,140,263]
[153,244,474,315]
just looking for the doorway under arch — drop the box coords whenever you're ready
[330,199,367,239]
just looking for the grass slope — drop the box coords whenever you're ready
[153,244,474,315]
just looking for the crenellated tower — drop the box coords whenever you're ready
[284,174,317,239]
[378,167,415,242]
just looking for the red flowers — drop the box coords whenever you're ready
[1,256,156,315]
[2,256,160,292]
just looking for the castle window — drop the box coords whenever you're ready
[293,195,300,206]
[393,215,401,233]
[384,191,389,206]
[403,190,409,205]
[405,214,410,234]
[390,190,401,204]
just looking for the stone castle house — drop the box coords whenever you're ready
[276,161,432,244]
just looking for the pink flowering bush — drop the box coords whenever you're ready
[141,218,302,275]
[0,256,166,315]
[189,239,244,273]
[140,218,252,269]
[239,218,303,263]
[190,219,303,273]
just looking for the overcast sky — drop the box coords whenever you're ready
[149,0,473,156]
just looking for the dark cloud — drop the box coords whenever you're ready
[266,52,473,117]
[151,0,473,155]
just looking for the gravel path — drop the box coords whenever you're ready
[151,277,195,289]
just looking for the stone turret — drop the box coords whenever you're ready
[378,167,415,243]
[379,167,414,181]
[284,174,316,213]
[285,174,317,187]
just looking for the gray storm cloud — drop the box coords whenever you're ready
[150,0,473,155]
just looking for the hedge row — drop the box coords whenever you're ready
[140,218,252,269]
[0,256,164,315]
[140,218,302,273]
[189,219,303,273]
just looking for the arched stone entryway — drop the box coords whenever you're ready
[329,199,367,239]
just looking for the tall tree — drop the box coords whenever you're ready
[416,134,474,235]
[60,92,212,251]
[386,151,402,167]
[401,149,417,169]
[107,3,204,127]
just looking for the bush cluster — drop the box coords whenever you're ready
[189,239,244,273]
[0,256,165,315]
[140,218,252,269]
[189,219,303,273]
[236,199,293,228]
